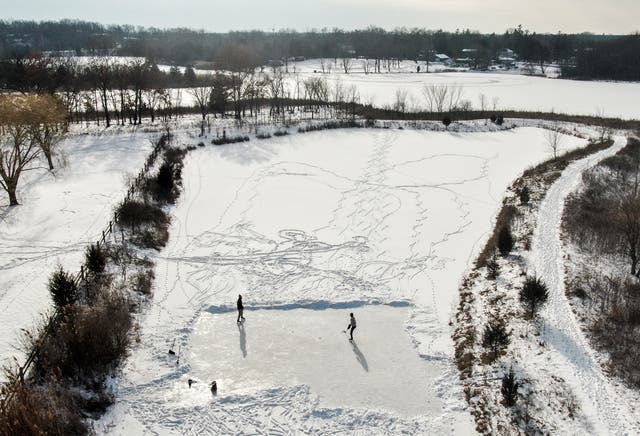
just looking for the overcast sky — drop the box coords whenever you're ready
[4,0,640,34]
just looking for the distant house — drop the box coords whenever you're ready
[434,53,453,65]
[498,48,516,58]
[498,56,516,68]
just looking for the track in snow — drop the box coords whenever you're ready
[530,136,640,435]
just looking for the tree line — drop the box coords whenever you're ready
[2,20,639,80]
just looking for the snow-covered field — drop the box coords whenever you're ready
[282,59,640,119]
[98,127,585,434]
[0,132,155,365]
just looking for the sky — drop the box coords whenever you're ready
[4,0,640,34]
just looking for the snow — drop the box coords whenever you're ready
[98,127,587,434]
[529,135,640,435]
[0,132,155,366]
[283,68,640,119]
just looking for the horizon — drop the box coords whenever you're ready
[3,0,640,35]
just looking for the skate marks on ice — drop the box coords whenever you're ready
[530,136,640,435]
[101,306,446,435]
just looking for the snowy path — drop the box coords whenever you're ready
[530,136,640,435]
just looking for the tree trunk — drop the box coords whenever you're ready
[8,186,18,206]
[45,150,54,171]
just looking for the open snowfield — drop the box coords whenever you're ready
[0,132,155,366]
[282,59,640,119]
[98,127,585,434]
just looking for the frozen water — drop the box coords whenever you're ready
[189,306,441,417]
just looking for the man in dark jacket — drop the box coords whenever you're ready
[237,294,245,323]
[347,313,356,341]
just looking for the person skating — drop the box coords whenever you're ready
[237,294,245,323]
[347,313,356,341]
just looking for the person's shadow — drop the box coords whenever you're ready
[238,322,247,358]
[350,341,369,372]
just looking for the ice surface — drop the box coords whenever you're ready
[188,306,441,417]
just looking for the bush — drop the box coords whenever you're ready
[256,132,272,139]
[273,130,289,137]
[212,135,250,145]
[519,186,530,204]
[131,269,155,296]
[520,276,549,318]
[501,366,519,407]
[136,226,169,250]
[495,115,504,125]
[48,267,78,308]
[155,162,175,199]
[35,291,133,379]
[490,114,497,123]
[116,200,168,232]
[486,251,501,280]
[442,115,452,127]
[497,225,514,256]
[0,374,87,435]
[85,243,107,275]
[481,319,511,360]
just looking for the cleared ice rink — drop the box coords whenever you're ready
[188,306,440,417]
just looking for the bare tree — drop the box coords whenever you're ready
[545,123,564,158]
[595,107,613,142]
[422,84,463,113]
[87,58,114,127]
[29,96,68,170]
[341,57,353,74]
[0,95,64,205]
[394,88,408,114]
[188,86,213,136]
[362,59,372,74]
[478,93,487,113]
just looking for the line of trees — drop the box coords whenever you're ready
[2,20,639,80]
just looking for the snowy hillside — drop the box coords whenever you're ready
[98,127,585,434]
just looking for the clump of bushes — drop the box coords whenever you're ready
[0,373,87,435]
[298,120,364,133]
[491,114,504,125]
[273,130,289,137]
[33,290,133,381]
[117,200,168,232]
[256,132,272,139]
[212,135,249,145]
